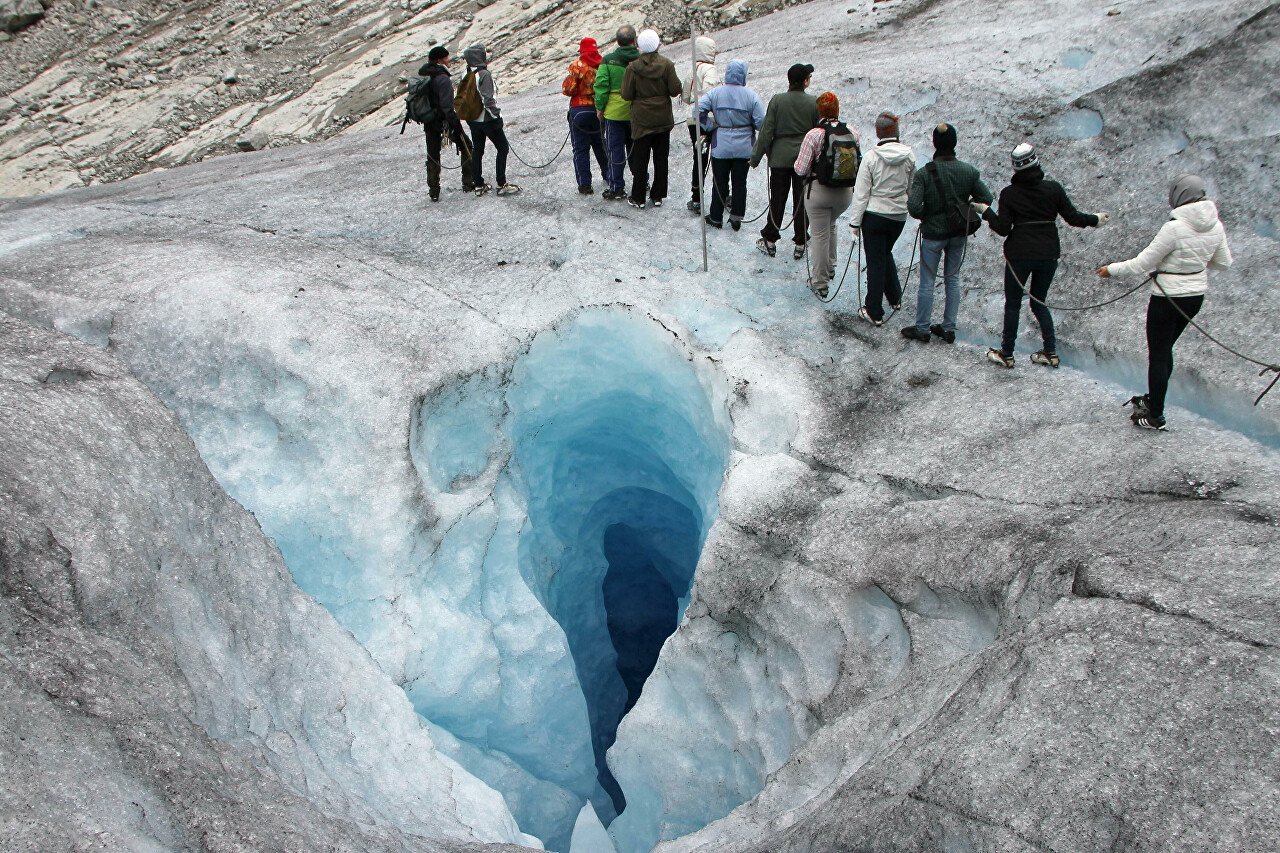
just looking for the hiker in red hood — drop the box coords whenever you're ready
[564,37,609,194]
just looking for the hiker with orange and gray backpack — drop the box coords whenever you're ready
[410,46,474,202]
[462,44,519,196]
[793,91,859,299]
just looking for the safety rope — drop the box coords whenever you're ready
[508,126,573,170]
[1004,259,1150,312]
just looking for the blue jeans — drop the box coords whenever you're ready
[569,106,607,190]
[603,118,632,194]
[915,236,967,333]
[1002,258,1058,354]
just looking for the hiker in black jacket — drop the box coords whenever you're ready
[983,143,1108,368]
[419,46,474,202]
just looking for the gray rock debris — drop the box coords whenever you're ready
[236,128,269,150]
[1,0,44,33]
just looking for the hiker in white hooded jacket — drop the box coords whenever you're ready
[1097,174,1233,431]
[682,35,721,212]
[849,112,917,326]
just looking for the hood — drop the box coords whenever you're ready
[725,59,747,86]
[1172,199,1220,232]
[1011,164,1044,185]
[630,52,670,79]
[579,37,602,67]
[874,140,914,165]
[464,45,488,68]
[604,45,640,66]
[694,35,717,64]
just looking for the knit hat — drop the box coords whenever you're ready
[816,91,839,120]
[1011,142,1038,171]
[875,112,900,139]
[933,122,957,152]
[1169,174,1207,209]
[427,46,449,62]
[787,63,814,88]
[579,37,603,67]
[637,29,660,54]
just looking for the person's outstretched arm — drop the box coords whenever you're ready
[1101,221,1178,277]
[1057,184,1101,228]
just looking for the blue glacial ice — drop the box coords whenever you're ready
[169,308,732,851]
[1060,107,1104,138]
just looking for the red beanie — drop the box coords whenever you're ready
[579,37,602,67]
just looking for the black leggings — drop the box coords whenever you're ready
[1146,293,1204,417]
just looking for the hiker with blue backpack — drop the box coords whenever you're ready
[902,122,993,343]
[410,46,474,202]
[697,59,765,231]
[793,92,860,299]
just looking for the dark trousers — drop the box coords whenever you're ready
[603,118,631,193]
[689,124,710,203]
[761,167,807,245]
[569,106,607,190]
[425,123,473,196]
[861,212,905,321]
[708,157,749,224]
[468,118,509,188]
[629,130,670,203]
[1001,258,1059,355]
[1146,293,1203,417]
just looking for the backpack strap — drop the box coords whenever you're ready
[925,161,950,212]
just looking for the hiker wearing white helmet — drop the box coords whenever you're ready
[621,29,682,208]
[1098,174,1233,430]
[983,142,1106,368]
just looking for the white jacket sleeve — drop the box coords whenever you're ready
[849,155,874,227]
[1107,221,1178,277]
[1208,232,1234,271]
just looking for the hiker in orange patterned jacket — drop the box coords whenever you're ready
[563,37,609,195]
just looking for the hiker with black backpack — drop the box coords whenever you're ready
[983,143,1107,369]
[697,59,765,231]
[411,46,474,202]
[902,122,993,343]
[793,92,859,299]
[462,44,519,196]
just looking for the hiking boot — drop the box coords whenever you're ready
[1133,413,1167,430]
[930,324,955,344]
[687,199,701,212]
[650,199,663,208]
[793,244,806,260]
[429,190,440,202]
[601,189,620,200]
[705,215,723,229]
[1125,394,1152,418]
[579,185,594,195]
[987,348,1015,368]
[756,237,776,257]
[730,219,741,232]
[1030,350,1060,368]
[627,197,645,209]
[901,326,930,342]
[462,184,476,193]
[475,184,492,196]
[889,302,902,312]
[496,184,521,196]
[858,307,883,327]
[810,281,829,299]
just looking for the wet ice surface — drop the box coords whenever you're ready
[1,0,1279,851]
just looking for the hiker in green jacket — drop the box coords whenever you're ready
[902,122,993,343]
[751,63,820,259]
[594,26,640,200]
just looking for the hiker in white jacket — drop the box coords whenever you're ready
[849,112,917,325]
[682,35,721,212]
[1098,174,1233,430]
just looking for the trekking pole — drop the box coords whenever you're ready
[692,19,708,273]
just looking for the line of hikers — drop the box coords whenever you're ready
[407,34,1233,432]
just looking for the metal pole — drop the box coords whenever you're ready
[691,17,708,273]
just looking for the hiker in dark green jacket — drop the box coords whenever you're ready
[902,122,993,343]
[594,26,640,199]
[750,63,820,258]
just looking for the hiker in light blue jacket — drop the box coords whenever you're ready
[698,59,765,230]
